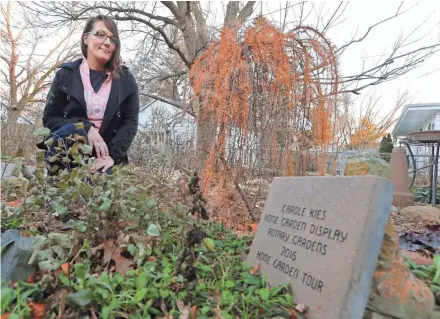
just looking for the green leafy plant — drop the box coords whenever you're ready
[404,254,440,295]
[1,132,300,318]
[1,280,40,317]
[412,186,440,204]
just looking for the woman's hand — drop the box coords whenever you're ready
[90,156,114,173]
[88,126,109,158]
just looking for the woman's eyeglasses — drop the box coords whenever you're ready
[87,30,119,45]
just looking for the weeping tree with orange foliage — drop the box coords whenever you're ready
[189,17,339,185]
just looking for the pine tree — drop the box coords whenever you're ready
[379,134,394,154]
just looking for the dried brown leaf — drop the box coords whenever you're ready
[102,240,133,275]
[289,308,300,319]
[116,232,130,245]
[190,305,198,319]
[91,243,104,255]
[28,302,45,319]
[113,254,133,275]
[61,263,69,275]
[214,306,226,319]
[90,307,98,319]
[102,240,116,265]
[161,299,168,315]
[250,264,260,275]
[58,289,68,317]
[27,272,38,283]
[176,300,192,318]
[5,199,23,208]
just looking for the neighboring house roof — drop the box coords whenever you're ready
[1,114,37,125]
[138,100,195,137]
[392,103,440,138]
[17,115,35,125]
[138,100,181,121]
[139,100,156,113]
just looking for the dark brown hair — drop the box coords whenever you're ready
[81,15,121,77]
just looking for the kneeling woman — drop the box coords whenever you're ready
[38,15,139,175]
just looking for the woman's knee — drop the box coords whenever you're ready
[53,123,88,141]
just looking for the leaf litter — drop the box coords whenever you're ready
[101,233,134,275]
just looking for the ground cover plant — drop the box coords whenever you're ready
[0,128,302,319]
[2,129,438,319]
[404,254,440,297]
[412,186,440,204]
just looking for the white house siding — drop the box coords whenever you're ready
[137,100,195,150]
[435,113,440,130]
[406,144,440,179]
[392,104,440,180]
[392,111,440,178]
[406,111,440,177]
[418,112,440,131]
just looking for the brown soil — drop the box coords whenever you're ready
[205,183,260,230]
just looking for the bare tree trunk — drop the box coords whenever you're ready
[9,109,20,123]
[195,105,217,168]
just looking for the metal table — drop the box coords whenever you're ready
[401,130,440,206]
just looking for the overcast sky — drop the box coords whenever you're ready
[312,1,440,117]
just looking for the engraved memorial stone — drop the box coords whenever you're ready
[247,176,394,319]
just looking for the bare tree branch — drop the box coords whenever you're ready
[161,1,183,21]
[237,2,256,25]
[336,2,412,54]
[336,43,440,94]
[146,70,188,82]
[1,2,78,121]
[139,92,194,117]
[322,2,344,32]
[110,15,192,68]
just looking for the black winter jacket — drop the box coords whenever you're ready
[38,58,139,165]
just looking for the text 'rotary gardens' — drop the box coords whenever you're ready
[255,205,350,294]
[266,205,349,252]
